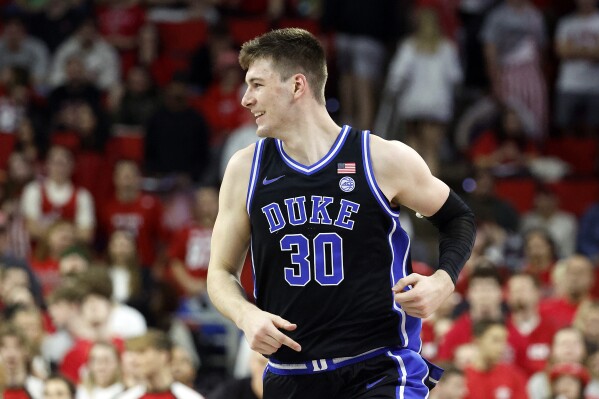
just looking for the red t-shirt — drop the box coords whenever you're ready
[465,363,529,399]
[436,313,525,363]
[29,257,60,295]
[41,184,78,222]
[3,388,33,399]
[59,337,125,383]
[539,296,581,330]
[507,315,557,377]
[100,194,165,267]
[167,223,211,280]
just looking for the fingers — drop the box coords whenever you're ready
[272,315,298,331]
[392,273,421,294]
[248,315,302,355]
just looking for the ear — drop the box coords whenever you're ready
[292,73,308,99]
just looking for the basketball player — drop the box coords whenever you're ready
[207,28,476,398]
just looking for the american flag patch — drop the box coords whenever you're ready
[337,162,356,174]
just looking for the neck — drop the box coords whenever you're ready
[471,307,502,321]
[6,368,27,387]
[147,370,173,392]
[116,189,138,202]
[474,355,495,372]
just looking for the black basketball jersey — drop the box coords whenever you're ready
[246,126,422,363]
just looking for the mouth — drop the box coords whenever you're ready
[253,111,265,121]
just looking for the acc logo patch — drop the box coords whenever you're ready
[339,176,355,192]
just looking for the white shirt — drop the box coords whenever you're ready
[20,179,96,230]
[108,303,147,339]
[118,382,205,399]
[76,383,125,399]
[385,39,462,122]
[556,11,599,93]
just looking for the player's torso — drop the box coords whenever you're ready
[247,126,421,362]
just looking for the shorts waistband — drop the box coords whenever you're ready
[266,347,389,375]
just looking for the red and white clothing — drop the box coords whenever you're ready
[119,382,205,399]
[3,376,43,399]
[539,296,582,330]
[167,223,211,281]
[20,179,95,231]
[436,313,526,363]
[100,194,165,267]
[465,363,529,399]
[507,315,557,377]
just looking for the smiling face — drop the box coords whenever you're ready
[241,58,295,138]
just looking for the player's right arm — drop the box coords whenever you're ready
[207,144,301,355]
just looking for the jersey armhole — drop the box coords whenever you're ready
[246,139,266,215]
[361,131,400,218]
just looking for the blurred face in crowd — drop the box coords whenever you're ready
[4,285,36,308]
[12,309,44,346]
[114,161,141,195]
[171,346,195,387]
[47,222,76,258]
[467,277,502,317]
[195,187,219,225]
[507,274,540,312]
[563,256,594,300]
[477,324,508,366]
[524,231,554,261]
[46,147,74,183]
[59,254,89,277]
[552,375,583,399]
[121,349,144,386]
[435,372,467,399]
[65,57,87,84]
[552,329,586,364]
[0,267,29,298]
[108,230,136,264]
[88,343,120,388]
[43,378,73,399]
[138,347,167,378]
[127,67,151,94]
[48,299,78,329]
[4,20,25,49]
[80,294,111,329]
[0,336,27,373]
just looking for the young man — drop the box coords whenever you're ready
[118,330,205,399]
[207,28,476,398]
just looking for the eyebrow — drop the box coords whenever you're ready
[247,77,264,84]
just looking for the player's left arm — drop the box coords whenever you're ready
[370,135,476,318]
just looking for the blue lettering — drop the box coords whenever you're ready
[309,196,333,225]
[333,199,360,230]
[284,196,307,226]
[261,203,286,233]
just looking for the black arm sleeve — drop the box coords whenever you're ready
[425,190,476,285]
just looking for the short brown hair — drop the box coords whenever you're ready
[126,329,172,353]
[239,28,327,104]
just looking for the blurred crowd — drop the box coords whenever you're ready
[0,0,599,398]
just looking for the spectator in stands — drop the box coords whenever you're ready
[120,340,145,389]
[59,266,146,383]
[42,283,84,370]
[554,0,599,137]
[27,0,87,54]
[0,16,50,88]
[540,254,595,329]
[166,186,217,299]
[587,350,599,398]
[506,272,557,376]
[29,219,76,295]
[548,362,591,399]
[209,350,267,399]
[13,118,41,166]
[8,305,49,380]
[47,55,108,152]
[196,49,247,149]
[528,327,588,399]
[464,320,528,399]
[76,341,125,399]
[520,227,559,292]
[577,202,599,264]
[377,6,462,175]
[428,364,467,399]
[144,77,210,183]
[468,103,539,178]
[94,0,147,75]
[171,345,199,391]
[574,301,599,354]
[464,167,520,233]
[105,230,142,305]
[107,66,160,128]
[522,186,578,258]
[437,266,521,363]
[322,0,398,130]
[49,18,121,91]
[481,0,548,139]
[0,323,44,399]
[21,145,96,244]
[118,330,206,399]
[0,252,44,310]
[0,68,31,136]
[188,21,236,93]
[57,245,91,280]
[100,159,165,287]
[43,374,76,399]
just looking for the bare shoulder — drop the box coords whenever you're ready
[220,142,258,208]
[369,134,449,216]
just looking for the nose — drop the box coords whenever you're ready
[241,87,254,109]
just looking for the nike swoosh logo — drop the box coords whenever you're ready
[366,376,386,390]
[263,175,285,185]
